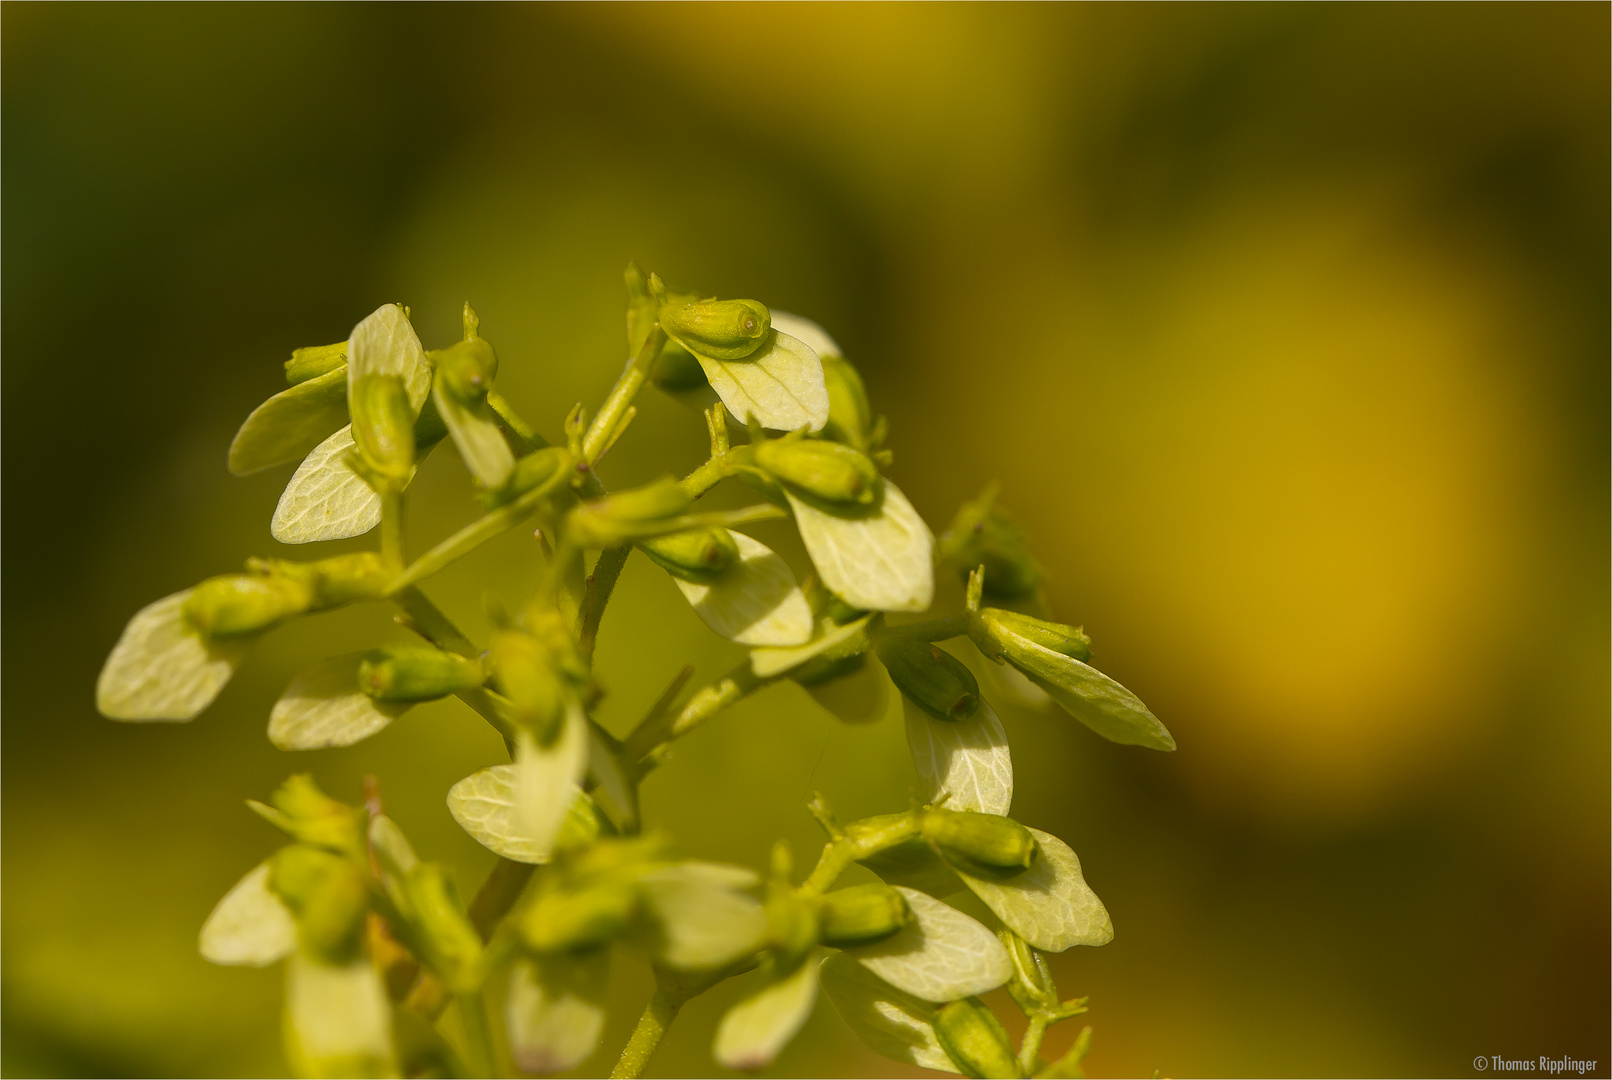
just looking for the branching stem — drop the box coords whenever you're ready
[609,984,685,1080]
[584,326,665,465]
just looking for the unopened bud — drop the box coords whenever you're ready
[358,644,483,703]
[483,446,571,510]
[255,774,367,855]
[973,609,1091,664]
[569,477,693,547]
[816,883,910,947]
[754,437,880,507]
[349,374,416,485]
[518,879,640,953]
[402,863,482,983]
[922,808,1037,876]
[932,997,1020,1079]
[765,883,819,969]
[269,845,370,965]
[638,527,739,583]
[431,336,499,402]
[284,341,347,385]
[183,573,312,638]
[307,552,391,607]
[487,630,564,742]
[821,354,873,450]
[661,299,771,361]
[875,638,979,721]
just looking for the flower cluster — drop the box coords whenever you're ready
[98,265,1173,1078]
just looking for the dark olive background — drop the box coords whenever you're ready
[3,4,1607,1078]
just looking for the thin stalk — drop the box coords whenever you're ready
[392,587,478,657]
[578,545,631,660]
[609,985,684,1080]
[455,991,498,1079]
[1018,1012,1050,1076]
[876,615,970,643]
[584,326,664,465]
[626,661,773,764]
[380,489,406,570]
[467,857,536,939]
[487,390,547,453]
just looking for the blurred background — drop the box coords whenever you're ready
[3,4,1607,1077]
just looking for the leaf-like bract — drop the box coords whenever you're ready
[228,367,350,476]
[634,862,766,972]
[514,703,590,857]
[859,836,966,899]
[842,887,1011,1003]
[904,696,1013,816]
[994,634,1173,751]
[975,651,1052,710]
[198,861,297,967]
[433,384,515,490]
[670,531,813,647]
[268,653,408,751]
[367,814,419,915]
[804,655,900,726]
[271,425,440,544]
[507,952,610,1076]
[820,953,958,1074]
[750,614,873,680]
[787,481,934,613]
[96,590,253,721]
[284,951,397,1079]
[955,828,1112,953]
[347,303,431,414]
[769,311,843,360]
[447,764,597,864]
[692,330,829,432]
[713,954,821,1070]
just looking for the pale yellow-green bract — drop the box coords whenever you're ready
[227,367,350,476]
[634,862,766,972]
[713,953,822,1070]
[198,861,297,967]
[96,589,253,721]
[749,614,873,679]
[989,628,1173,751]
[284,951,396,1079]
[768,311,842,360]
[903,695,1013,816]
[955,828,1113,953]
[786,481,934,613]
[514,703,590,857]
[271,426,383,544]
[433,383,515,490]
[670,531,813,647]
[973,649,1053,710]
[842,887,1011,1003]
[692,330,829,433]
[268,653,408,751]
[507,953,610,1076]
[347,303,431,414]
[447,764,595,864]
[367,814,419,916]
[819,953,959,1074]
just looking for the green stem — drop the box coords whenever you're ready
[1018,1013,1050,1076]
[626,661,772,764]
[392,587,478,657]
[876,615,970,642]
[467,857,536,940]
[455,991,498,1079]
[487,390,548,453]
[578,545,632,660]
[381,489,406,570]
[609,985,684,1080]
[584,326,665,465]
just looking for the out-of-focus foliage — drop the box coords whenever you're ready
[2,4,1605,1077]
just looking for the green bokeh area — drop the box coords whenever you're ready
[4,5,1607,1078]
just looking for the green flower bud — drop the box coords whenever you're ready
[816,883,911,947]
[487,630,565,743]
[348,373,416,485]
[661,298,771,361]
[358,644,483,703]
[650,339,710,393]
[973,609,1091,663]
[568,477,694,548]
[431,336,499,403]
[269,845,370,965]
[518,879,640,953]
[765,883,819,971]
[921,808,1037,877]
[284,341,347,386]
[638,527,739,583]
[875,637,980,721]
[754,437,881,508]
[306,552,392,607]
[254,774,368,856]
[482,446,571,510]
[821,353,873,450]
[401,863,482,985]
[183,573,313,638]
[932,997,1020,1079]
